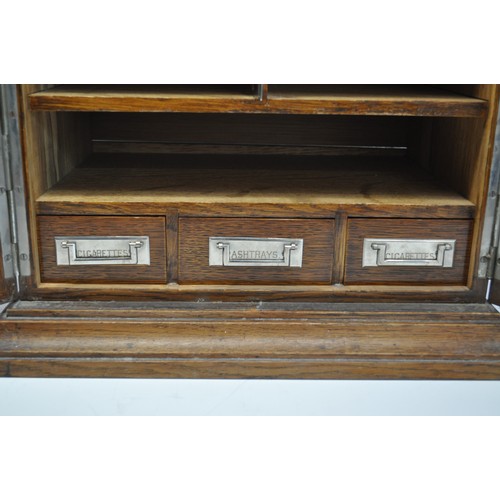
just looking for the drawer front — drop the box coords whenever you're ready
[38,216,167,284]
[179,218,335,284]
[345,218,473,285]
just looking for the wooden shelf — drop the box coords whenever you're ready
[29,84,488,117]
[267,85,488,117]
[29,85,259,113]
[36,154,475,218]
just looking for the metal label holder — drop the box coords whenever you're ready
[55,236,151,266]
[362,239,456,268]
[209,237,304,267]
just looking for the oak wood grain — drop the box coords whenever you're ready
[268,84,486,114]
[29,85,258,113]
[17,85,92,286]
[345,218,473,285]
[19,85,91,201]
[1,302,499,378]
[8,300,496,320]
[266,85,489,117]
[179,218,335,285]
[29,85,488,117]
[3,358,500,380]
[35,154,475,219]
[2,309,499,358]
[8,83,500,381]
[165,210,179,284]
[332,212,348,284]
[37,200,475,220]
[21,283,484,303]
[428,85,499,290]
[0,247,14,303]
[491,278,500,306]
[37,215,167,284]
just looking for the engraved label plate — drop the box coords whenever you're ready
[54,236,150,266]
[362,239,456,268]
[209,237,303,267]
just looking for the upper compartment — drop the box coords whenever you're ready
[21,85,497,221]
[28,84,488,117]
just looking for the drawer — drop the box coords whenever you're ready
[345,218,473,285]
[179,218,335,284]
[38,216,167,284]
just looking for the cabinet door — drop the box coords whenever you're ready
[490,203,500,306]
[0,193,15,304]
[0,85,17,304]
[1,84,31,305]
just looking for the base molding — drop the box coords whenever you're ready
[2,358,500,380]
[1,301,500,379]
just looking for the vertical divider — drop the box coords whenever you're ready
[166,210,179,284]
[257,84,269,102]
[332,212,348,285]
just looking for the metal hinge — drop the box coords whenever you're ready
[483,246,498,280]
[480,99,500,302]
[1,92,19,294]
[482,190,500,278]
[0,85,30,299]
[484,184,500,302]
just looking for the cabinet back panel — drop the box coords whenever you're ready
[91,114,412,151]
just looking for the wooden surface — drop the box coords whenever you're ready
[3,358,499,379]
[35,154,475,219]
[332,212,348,284]
[20,282,485,303]
[29,85,488,117]
[17,85,92,287]
[428,85,500,287]
[8,300,493,318]
[1,301,500,379]
[37,216,167,284]
[0,249,14,303]
[179,218,335,285]
[29,85,258,113]
[267,85,489,117]
[19,85,91,200]
[9,83,500,381]
[165,210,179,284]
[345,218,473,285]
[430,88,497,204]
[491,278,500,306]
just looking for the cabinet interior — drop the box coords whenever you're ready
[17,84,498,300]
[25,111,486,210]
[4,84,500,381]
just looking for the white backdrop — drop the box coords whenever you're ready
[1,379,500,415]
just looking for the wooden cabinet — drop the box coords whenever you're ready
[1,84,500,379]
